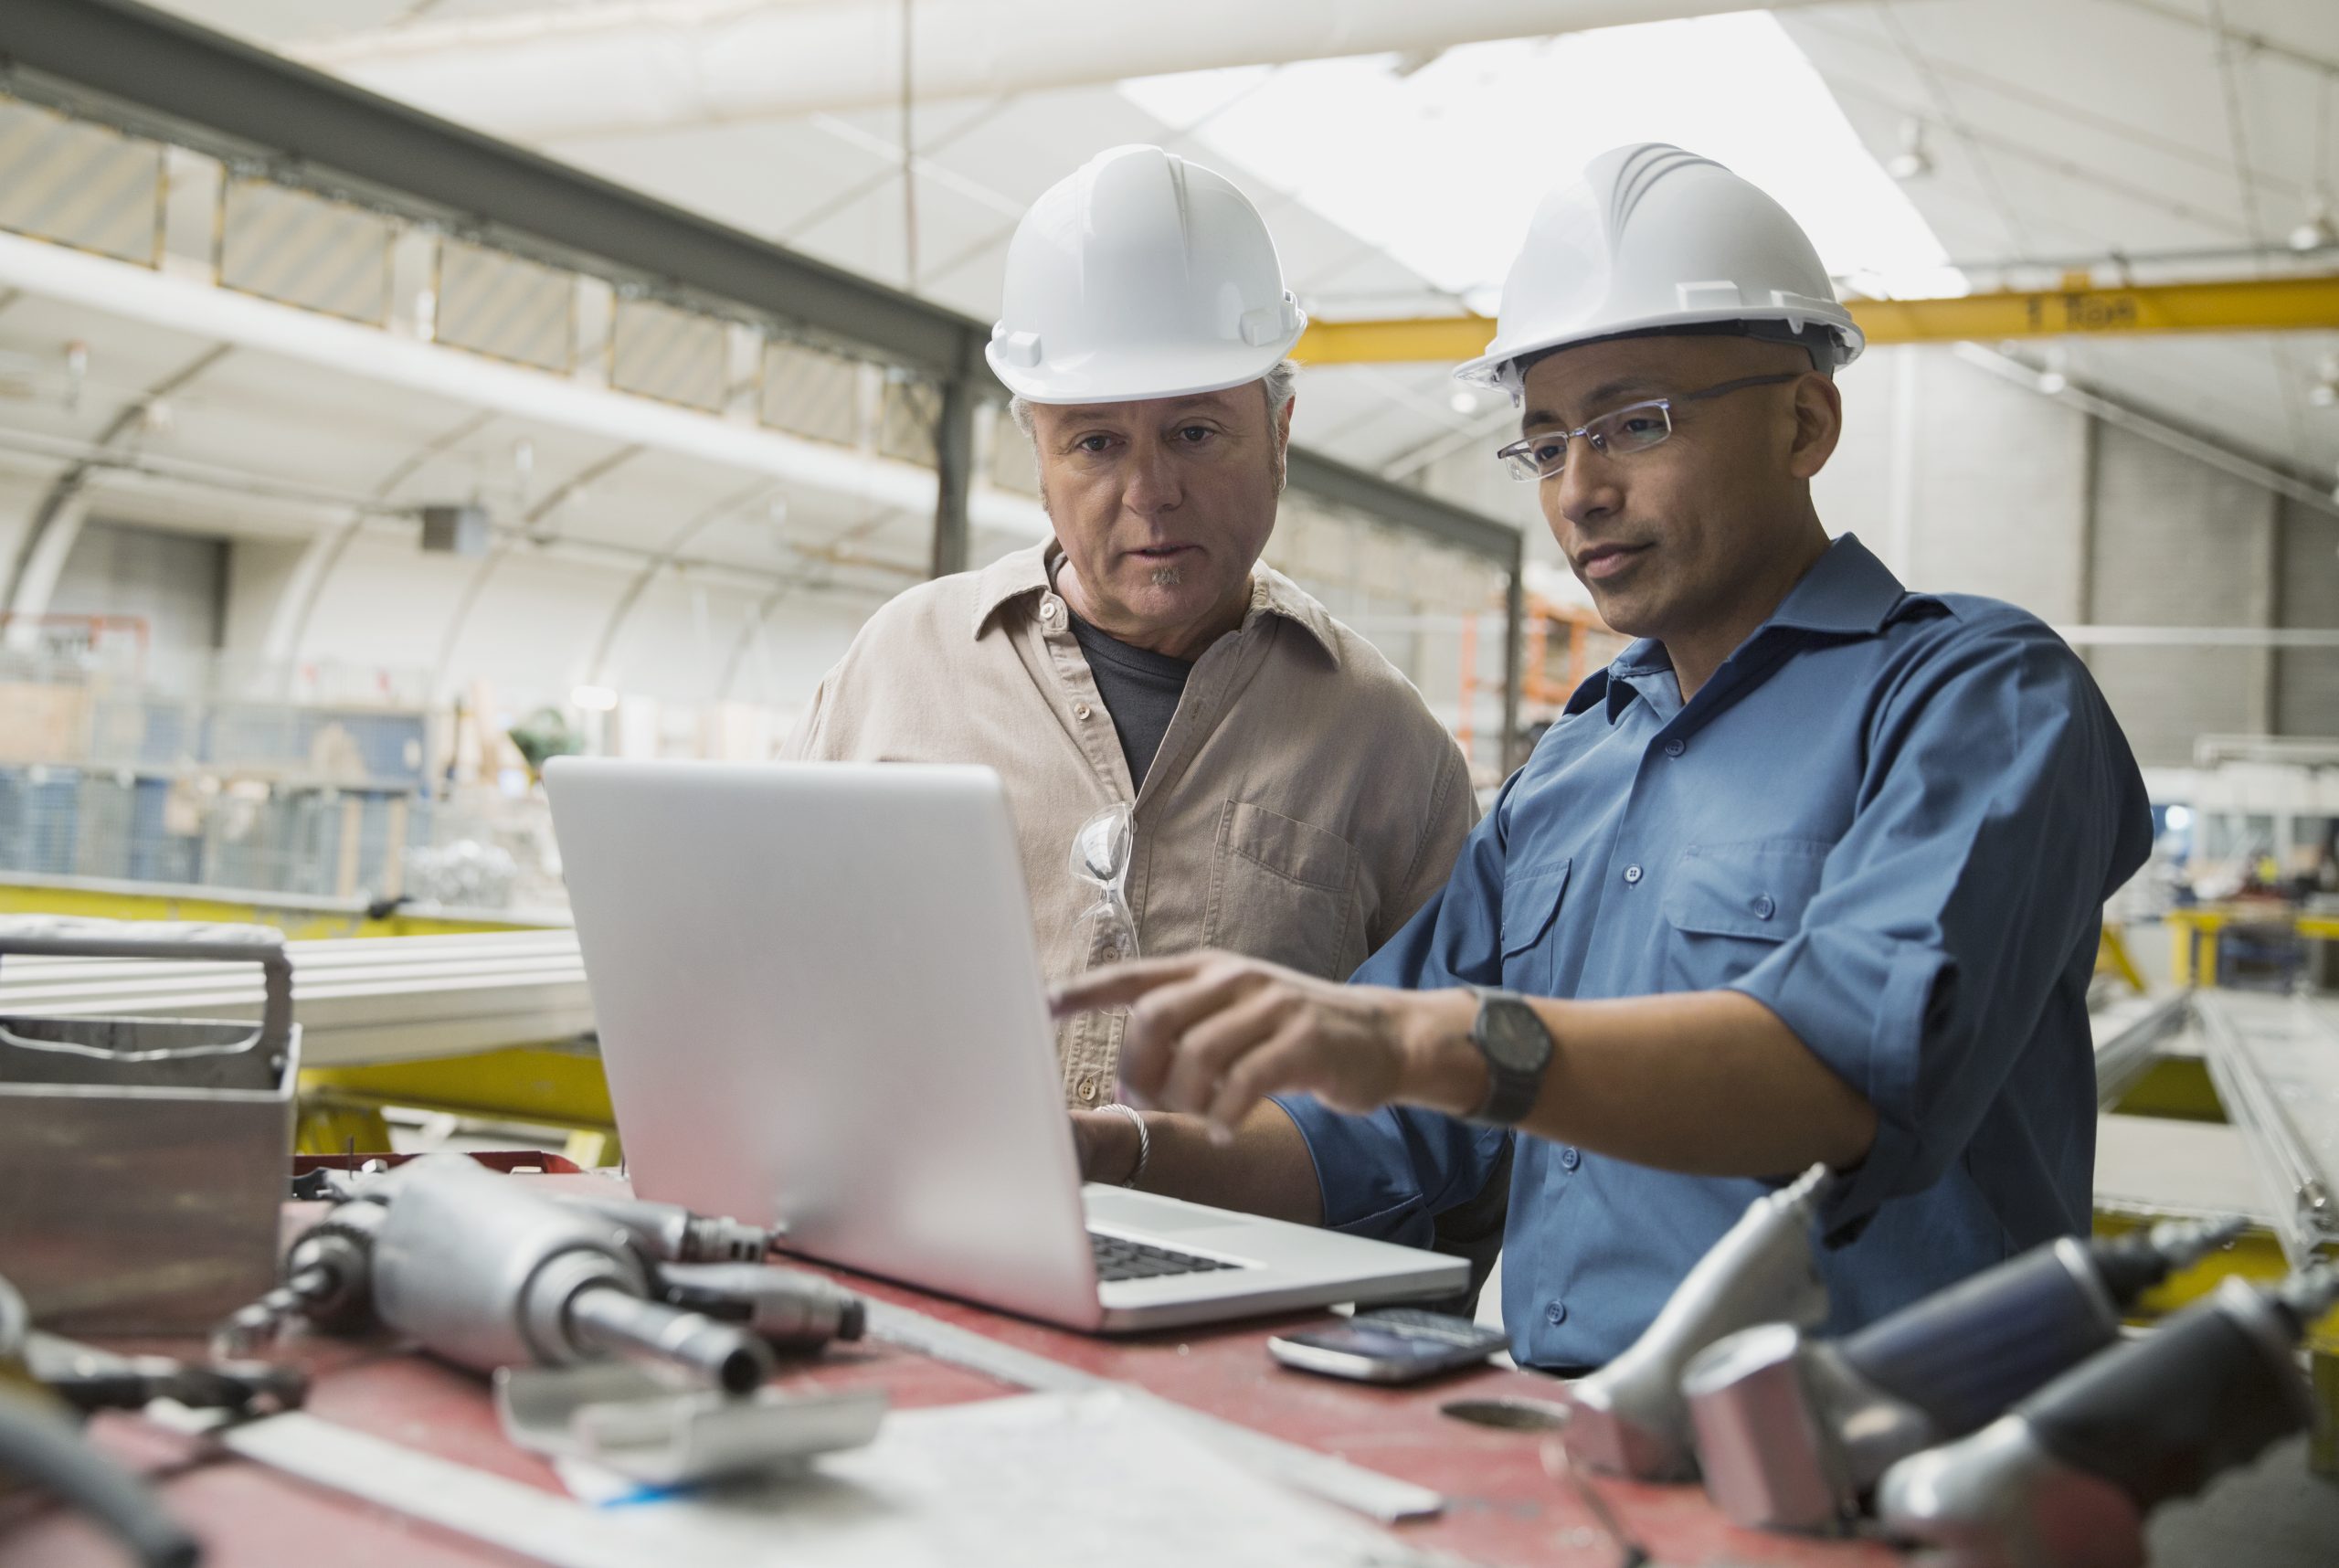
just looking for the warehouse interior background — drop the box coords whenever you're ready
[0,0,2331,923]
[2,3,2338,1563]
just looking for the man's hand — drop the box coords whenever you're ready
[1051,952,1483,1135]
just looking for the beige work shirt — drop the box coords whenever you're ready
[782,541,1477,1107]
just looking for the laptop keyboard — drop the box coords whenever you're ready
[1089,1231,1244,1283]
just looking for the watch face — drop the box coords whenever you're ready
[1481,999,1552,1073]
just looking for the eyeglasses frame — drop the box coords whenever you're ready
[1494,372,1805,481]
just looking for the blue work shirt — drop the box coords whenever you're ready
[1275,535,2152,1370]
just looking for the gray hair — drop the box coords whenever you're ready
[1008,358,1301,439]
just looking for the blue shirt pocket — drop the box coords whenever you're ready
[1662,840,1829,991]
[1499,858,1572,996]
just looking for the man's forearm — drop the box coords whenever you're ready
[1402,987,1876,1176]
[1091,1101,1323,1224]
[1059,952,1877,1191]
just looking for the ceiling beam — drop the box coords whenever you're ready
[0,0,1522,571]
[0,0,979,377]
[1293,273,2339,366]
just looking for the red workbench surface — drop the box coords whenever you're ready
[1,1184,1903,1567]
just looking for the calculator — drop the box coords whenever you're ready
[1266,1307,1510,1384]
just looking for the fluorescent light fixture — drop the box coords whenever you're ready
[570,684,620,711]
[1885,118,1932,183]
[2290,198,2337,255]
[1123,14,1962,310]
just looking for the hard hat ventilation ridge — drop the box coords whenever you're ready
[1608,144,1718,237]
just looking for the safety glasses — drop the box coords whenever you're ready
[1494,372,1802,481]
[1069,801,1140,970]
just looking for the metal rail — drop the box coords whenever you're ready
[2091,989,2194,1109]
[0,929,590,1067]
[2195,991,2339,1265]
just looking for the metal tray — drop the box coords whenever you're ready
[0,918,299,1333]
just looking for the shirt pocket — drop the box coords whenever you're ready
[1662,839,1830,991]
[1499,859,1572,996]
[1202,800,1363,980]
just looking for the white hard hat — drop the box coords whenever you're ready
[1455,143,1863,398]
[988,144,1307,405]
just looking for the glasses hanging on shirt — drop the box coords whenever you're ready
[1069,801,1140,971]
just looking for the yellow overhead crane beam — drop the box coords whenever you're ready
[1291,272,2339,366]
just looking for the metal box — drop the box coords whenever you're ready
[0,920,299,1334]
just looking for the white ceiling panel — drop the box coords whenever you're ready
[38,0,2339,564]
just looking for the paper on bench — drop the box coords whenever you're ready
[563,1388,1448,1567]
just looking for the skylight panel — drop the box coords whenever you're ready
[1123,12,1962,314]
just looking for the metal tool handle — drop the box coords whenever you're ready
[0,917,294,1057]
[566,1286,774,1395]
[1838,1240,2118,1438]
[657,1262,866,1346]
[2020,1280,2312,1510]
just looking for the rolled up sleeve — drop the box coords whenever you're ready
[1725,619,2149,1239]
[1271,771,1519,1241]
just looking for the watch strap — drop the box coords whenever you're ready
[1469,991,1551,1126]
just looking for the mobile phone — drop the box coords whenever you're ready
[1266,1308,1509,1385]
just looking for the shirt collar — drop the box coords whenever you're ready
[1761,533,1909,637]
[968,540,1342,667]
[968,541,1053,638]
[1572,533,1914,725]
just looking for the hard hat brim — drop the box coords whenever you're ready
[987,334,1301,408]
[1455,307,1865,394]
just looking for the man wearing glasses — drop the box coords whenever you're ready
[1057,143,2152,1369]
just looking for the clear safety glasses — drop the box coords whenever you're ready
[1494,372,1802,481]
[1069,801,1140,971]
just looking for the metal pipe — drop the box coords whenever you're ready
[566,1286,772,1395]
[1499,562,1525,777]
[932,376,975,579]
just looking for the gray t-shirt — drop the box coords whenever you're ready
[1066,610,1193,789]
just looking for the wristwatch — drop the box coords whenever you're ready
[1467,990,1554,1126]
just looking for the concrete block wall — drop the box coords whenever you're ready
[1816,347,2326,768]
[2275,499,2339,740]
[2085,425,2279,767]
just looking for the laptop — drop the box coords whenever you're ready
[543,758,1466,1333]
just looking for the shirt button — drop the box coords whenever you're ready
[1074,703,1093,721]
[1623,864,1643,885]
[1076,1075,1098,1102]
[1753,894,1776,920]
[1663,738,1685,758]
[1560,1146,1582,1171]
[1041,597,1062,621]
[1545,1301,1568,1326]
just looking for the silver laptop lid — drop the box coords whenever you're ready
[545,759,1103,1328]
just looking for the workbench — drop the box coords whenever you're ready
[4,1227,1899,1567]
[12,1171,2336,1568]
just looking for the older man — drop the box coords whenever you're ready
[784,144,1477,1128]
[1058,143,2153,1372]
